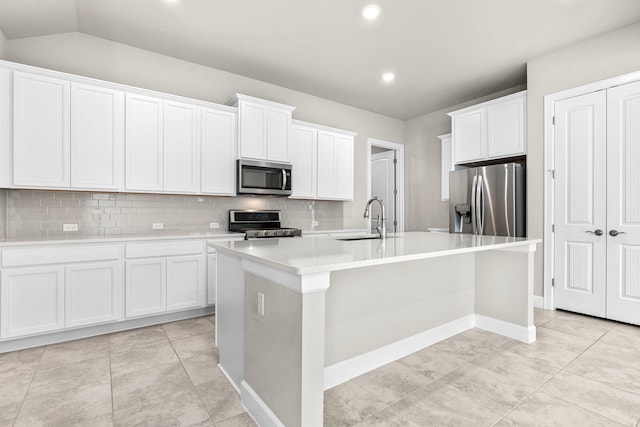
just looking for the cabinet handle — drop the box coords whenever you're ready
[609,230,626,237]
[586,229,604,236]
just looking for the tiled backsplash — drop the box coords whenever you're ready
[1,190,344,240]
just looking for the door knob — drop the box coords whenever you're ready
[586,229,604,236]
[609,230,627,237]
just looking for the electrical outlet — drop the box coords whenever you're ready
[210,222,220,229]
[152,223,164,230]
[311,220,319,227]
[62,223,78,232]
[257,292,265,316]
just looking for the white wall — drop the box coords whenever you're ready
[5,32,405,229]
[527,21,640,297]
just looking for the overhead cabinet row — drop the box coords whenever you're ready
[448,90,527,165]
[0,63,356,201]
[7,71,236,195]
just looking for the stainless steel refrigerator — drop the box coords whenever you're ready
[449,163,526,237]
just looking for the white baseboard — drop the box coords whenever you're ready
[218,363,241,395]
[475,314,536,343]
[323,315,475,390]
[534,296,545,309]
[240,381,285,427]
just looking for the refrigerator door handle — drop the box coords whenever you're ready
[471,174,478,234]
[476,175,484,235]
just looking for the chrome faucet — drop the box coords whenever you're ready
[363,196,387,239]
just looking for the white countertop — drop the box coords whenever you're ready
[0,231,244,247]
[211,231,541,275]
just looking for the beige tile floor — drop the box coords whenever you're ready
[1,308,639,426]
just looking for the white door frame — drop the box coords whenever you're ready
[543,69,640,310]
[366,138,405,233]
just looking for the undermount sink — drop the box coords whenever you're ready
[335,235,381,241]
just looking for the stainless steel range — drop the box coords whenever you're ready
[228,210,302,240]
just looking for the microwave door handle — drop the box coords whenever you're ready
[282,169,287,191]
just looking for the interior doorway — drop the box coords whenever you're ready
[367,138,404,233]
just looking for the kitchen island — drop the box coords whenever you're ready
[211,232,540,427]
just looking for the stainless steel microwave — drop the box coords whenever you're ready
[237,159,292,196]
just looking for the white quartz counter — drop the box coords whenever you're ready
[0,231,244,247]
[211,231,541,275]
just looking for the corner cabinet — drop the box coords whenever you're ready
[290,120,357,201]
[449,90,526,165]
[201,107,237,196]
[229,94,295,163]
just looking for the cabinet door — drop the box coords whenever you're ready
[439,134,452,201]
[71,83,124,190]
[239,102,267,160]
[125,93,163,192]
[167,255,205,311]
[334,135,354,200]
[1,266,65,338]
[13,72,70,188]
[164,100,200,193]
[125,258,167,318]
[65,261,122,328]
[267,108,291,162]
[290,124,317,199]
[201,108,236,195]
[0,69,12,188]
[316,131,336,199]
[487,95,525,158]
[207,253,216,305]
[453,109,486,164]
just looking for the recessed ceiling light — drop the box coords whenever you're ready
[382,72,395,83]
[362,4,381,20]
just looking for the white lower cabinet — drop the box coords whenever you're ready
[167,255,206,311]
[0,244,124,339]
[125,258,167,318]
[66,261,122,328]
[1,266,65,338]
[125,240,206,319]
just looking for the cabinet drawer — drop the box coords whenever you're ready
[126,240,204,258]
[2,244,121,268]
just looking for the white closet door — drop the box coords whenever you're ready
[606,80,640,325]
[553,91,607,317]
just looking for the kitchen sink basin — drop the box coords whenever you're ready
[335,236,381,241]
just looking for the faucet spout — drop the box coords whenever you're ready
[363,197,387,239]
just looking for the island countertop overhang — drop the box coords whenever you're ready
[209,231,541,275]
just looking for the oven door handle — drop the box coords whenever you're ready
[282,168,287,191]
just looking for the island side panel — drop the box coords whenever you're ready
[216,252,246,392]
[244,272,326,427]
[325,253,475,367]
[474,249,535,340]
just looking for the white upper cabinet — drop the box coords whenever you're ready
[316,129,356,201]
[125,93,164,192]
[201,107,237,196]
[449,91,526,165]
[230,94,295,163]
[163,100,200,194]
[291,120,356,201]
[290,123,317,199]
[13,71,71,188]
[71,83,124,191]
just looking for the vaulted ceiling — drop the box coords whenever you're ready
[1,0,640,119]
